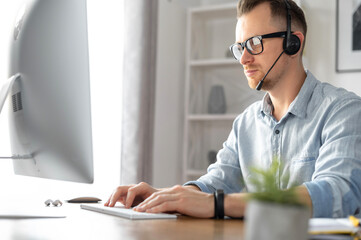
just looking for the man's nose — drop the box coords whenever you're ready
[240,49,254,66]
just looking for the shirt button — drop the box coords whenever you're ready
[275,130,280,134]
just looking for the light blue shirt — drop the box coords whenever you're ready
[186,71,361,218]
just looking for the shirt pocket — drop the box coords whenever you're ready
[288,156,316,186]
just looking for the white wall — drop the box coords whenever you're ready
[152,0,361,187]
[0,0,122,203]
[152,0,197,188]
[303,0,361,95]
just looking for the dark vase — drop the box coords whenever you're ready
[208,85,226,114]
[208,150,217,165]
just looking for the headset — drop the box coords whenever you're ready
[256,0,301,90]
[283,0,301,55]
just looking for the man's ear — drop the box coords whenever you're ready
[292,31,305,57]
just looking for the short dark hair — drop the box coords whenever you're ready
[237,0,307,39]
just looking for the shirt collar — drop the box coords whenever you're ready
[261,70,318,119]
[261,93,274,117]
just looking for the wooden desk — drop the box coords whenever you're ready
[1,203,245,240]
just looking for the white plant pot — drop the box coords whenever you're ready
[245,200,310,240]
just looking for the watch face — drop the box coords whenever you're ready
[14,3,27,40]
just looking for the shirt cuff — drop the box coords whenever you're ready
[183,181,212,193]
[304,180,334,218]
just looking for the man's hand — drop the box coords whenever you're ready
[104,182,158,208]
[133,185,214,218]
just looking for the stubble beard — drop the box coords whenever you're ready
[246,58,289,91]
[245,71,282,91]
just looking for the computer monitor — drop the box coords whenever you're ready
[3,0,94,183]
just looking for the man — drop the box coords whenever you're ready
[105,0,361,218]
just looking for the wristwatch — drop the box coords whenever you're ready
[214,189,224,219]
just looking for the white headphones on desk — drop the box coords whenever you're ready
[44,199,63,207]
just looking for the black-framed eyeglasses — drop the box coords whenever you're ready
[229,31,287,60]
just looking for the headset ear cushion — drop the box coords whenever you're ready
[283,34,301,55]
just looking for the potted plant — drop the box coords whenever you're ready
[244,158,310,240]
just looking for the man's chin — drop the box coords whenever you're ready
[247,78,261,90]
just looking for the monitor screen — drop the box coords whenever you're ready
[6,0,93,183]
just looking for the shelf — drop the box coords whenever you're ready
[190,3,236,18]
[188,3,237,61]
[189,58,238,67]
[188,114,238,121]
[183,2,246,182]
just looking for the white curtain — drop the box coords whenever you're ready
[120,0,158,185]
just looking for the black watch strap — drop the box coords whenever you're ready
[214,189,224,219]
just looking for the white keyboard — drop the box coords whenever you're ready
[80,204,177,220]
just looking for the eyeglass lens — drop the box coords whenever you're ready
[231,36,263,60]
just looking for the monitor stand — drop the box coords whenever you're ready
[0,73,20,115]
[0,73,32,160]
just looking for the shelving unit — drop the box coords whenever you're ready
[182,3,264,182]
